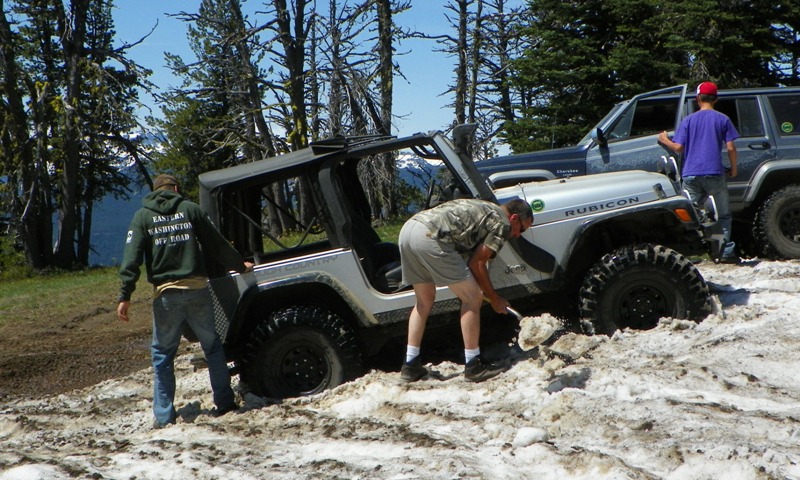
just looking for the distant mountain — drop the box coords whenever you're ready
[396,152,443,190]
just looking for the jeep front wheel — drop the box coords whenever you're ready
[579,244,711,335]
[754,185,800,259]
[241,305,364,398]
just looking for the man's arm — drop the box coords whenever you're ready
[468,244,509,314]
[658,131,684,154]
[118,213,144,302]
[726,140,738,177]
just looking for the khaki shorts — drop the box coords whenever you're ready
[399,219,471,286]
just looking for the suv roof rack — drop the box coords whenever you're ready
[310,133,396,155]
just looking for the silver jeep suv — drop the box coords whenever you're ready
[479,84,800,259]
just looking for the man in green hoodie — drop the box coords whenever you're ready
[117,174,252,429]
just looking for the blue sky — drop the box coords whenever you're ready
[111,1,520,137]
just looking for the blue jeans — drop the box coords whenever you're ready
[683,175,736,258]
[151,287,235,425]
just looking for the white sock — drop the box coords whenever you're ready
[465,348,480,364]
[405,345,420,363]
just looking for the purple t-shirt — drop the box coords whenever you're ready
[673,109,739,176]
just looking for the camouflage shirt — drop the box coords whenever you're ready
[411,199,510,254]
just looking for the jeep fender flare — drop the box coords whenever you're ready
[551,199,705,281]
[227,271,374,349]
[742,160,800,207]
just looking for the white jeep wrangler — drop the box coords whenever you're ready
[199,125,721,398]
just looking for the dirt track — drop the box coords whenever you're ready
[0,297,153,401]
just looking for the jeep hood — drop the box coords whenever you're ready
[476,144,589,179]
[493,170,680,226]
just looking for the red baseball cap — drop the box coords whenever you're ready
[696,81,718,95]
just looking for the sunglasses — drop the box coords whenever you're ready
[515,216,528,234]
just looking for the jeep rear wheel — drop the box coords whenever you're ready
[754,185,800,259]
[579,244,711,335]
[241,305,364,398]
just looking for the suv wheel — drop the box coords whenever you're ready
[241,305,364,398]
[754,185,800,259]
[579,244,711,335]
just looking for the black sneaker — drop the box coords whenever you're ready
[211,403,240,418]
[400,357,428,382]
[464,355,506,383]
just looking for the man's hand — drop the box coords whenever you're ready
[658,131,684,154]
[117,301,130,323]
[487,295,511,315]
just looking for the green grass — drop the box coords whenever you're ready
[373,217,405,243]
[0,267,121,327]
[264,217,407,253]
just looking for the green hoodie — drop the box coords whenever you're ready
[118,189,246,301]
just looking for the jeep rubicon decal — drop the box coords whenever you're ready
[564,196,641,217]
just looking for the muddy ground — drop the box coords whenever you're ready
[0,296,154,401]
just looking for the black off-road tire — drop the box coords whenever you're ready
[579,244,711,335]
[753,185,800,259]
[241,305,364,398]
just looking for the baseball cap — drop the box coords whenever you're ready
[696,81,718,96]
[153,174,179,190]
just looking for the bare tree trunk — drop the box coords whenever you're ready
[492,0,515,123]
[327,0,344,136]
[468,0,483,123]
[453,0,471,125]
[52,0,90,269]
[273,0,313,226]
[77,162,97,266]
[228,0,277,160]
[274,0,310,151]
[376,0,396,217]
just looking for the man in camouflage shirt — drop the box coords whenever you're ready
[398,198,533,383]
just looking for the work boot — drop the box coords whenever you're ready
[464,355,506,383]
[211,403,240,418]
[400,357,428,382]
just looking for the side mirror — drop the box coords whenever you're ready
[591,127,607,147]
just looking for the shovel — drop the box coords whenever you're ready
[502,304,561,351]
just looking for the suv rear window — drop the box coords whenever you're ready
[768,94,800,136]
[716,97,765,137]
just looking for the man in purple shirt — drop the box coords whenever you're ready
[659,81,739,263]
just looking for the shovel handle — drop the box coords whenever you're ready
[506,306,523,321]
[484,296,523,320]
